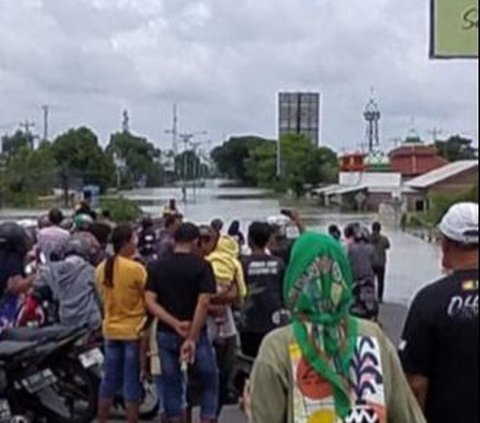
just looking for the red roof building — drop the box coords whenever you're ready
[389,141,448,178]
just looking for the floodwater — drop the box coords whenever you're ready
[0,182,442,304]
[128,182,442,305]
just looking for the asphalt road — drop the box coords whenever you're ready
[101,303,408,422]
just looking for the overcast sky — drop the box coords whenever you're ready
[0,0,478,153]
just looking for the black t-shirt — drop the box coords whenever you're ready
[399,269,479,423]
[240,254,285,334]
[146,253,216,333]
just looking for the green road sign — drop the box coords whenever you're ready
[431,0,478,59]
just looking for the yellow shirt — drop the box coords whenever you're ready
[95,256,147,340]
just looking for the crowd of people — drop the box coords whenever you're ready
[0,198,478,423]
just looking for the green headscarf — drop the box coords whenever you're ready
[284,232,358,419]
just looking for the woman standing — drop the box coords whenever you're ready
[249,233,425,423]
[95,225,147,423]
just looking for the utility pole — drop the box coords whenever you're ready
[178,131,207,203]
[42,105,49,143]
[428,127,443,143]
[19,120,35,149]
[165,104,179,156]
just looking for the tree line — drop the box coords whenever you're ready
[211,133,478,197]
[211,134,339,197]
[0,126,205,207]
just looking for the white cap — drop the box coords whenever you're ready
[439,202,479,245]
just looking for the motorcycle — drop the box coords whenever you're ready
[0,325,97,423]
[16,289,161,421]
[75,329,160,420]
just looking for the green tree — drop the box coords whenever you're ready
[52,127,115,195]
[245,141,277,187]
[2,142,58,206]
[107,132,164,188]
[280,134,338,196]
[1,130,34,158]
[244,134,338,196]
[211,136,275,184]
[435,135,478,162]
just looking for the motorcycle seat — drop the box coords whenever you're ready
[0,325,78,343]
[0,340,37,359]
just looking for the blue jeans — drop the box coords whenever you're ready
[157,330,219,419]
[99,340,142,403]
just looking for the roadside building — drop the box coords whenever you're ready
[403,160,479,212]
[314,171,403,212]
[389,138,448,179]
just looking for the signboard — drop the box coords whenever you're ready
[431,0,478,58]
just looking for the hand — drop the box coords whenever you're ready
[241,379,252,421]
[174,321,191,338]
[7,275,33,295]
[289,209,301,223]
[208,304,226,318]
[180,339,196,365]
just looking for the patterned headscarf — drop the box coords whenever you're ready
[284,233,358,419]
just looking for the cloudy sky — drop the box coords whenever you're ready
[0,0,478,153]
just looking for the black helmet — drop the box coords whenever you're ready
[61,236,91,261]
[0,222,30,256]
[344,222,370,243]
[141,215,154,230]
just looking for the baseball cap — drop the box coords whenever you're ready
[439,202,479,245]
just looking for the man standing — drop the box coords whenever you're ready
[399,202,479,423]
[371,221,391,303]
[240,222,285,358]
[157,214,182,259]
[37,208,70,262]
[145,223,219,423]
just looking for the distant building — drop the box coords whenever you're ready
[389,137,448,178]
[278,92,320,146]
[403,160,479,212]
[313,172,403,212]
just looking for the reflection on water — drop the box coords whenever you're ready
[0,184,442,304]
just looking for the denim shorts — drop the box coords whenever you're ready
[99,339,142,403]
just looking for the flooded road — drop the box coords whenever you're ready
[0,183,443,304]
[129,184,442,305]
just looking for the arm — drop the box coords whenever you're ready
[211,282,239,305]
[290,210,306,234]
[145,291,190,337]
[398,290,433,413]
[181,261,217,363]
[180,293,212,364]
[407,375,429,411]
[384,336,427,423]
[385,236,391,250]
[187,293,212,343]
[250,337,289,423]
